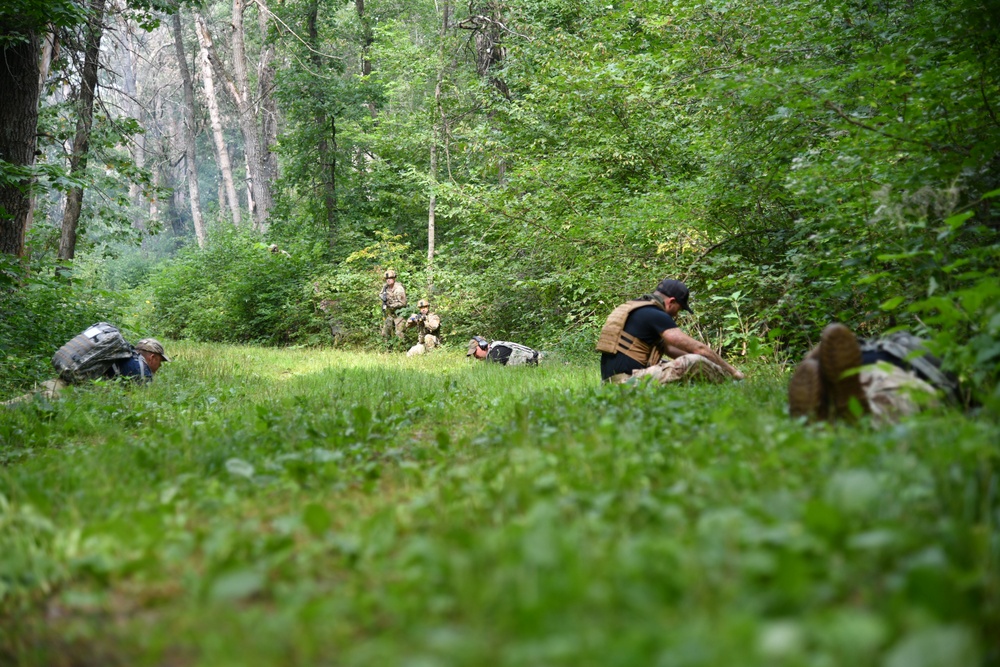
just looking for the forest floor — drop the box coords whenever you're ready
[1,342,998,666]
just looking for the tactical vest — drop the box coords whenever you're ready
[595,299,665,367]
[860,332,960,404]
[490,341,540,366]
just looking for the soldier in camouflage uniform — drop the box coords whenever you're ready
[405,299,441,356]
[379,269,407,342]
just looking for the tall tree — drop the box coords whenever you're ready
[306,0,337,245]
[0,27,42,256]
[171,10,206,247]
[58,0,108,263]
[200,0,275,230]
[196,12,241,227]
[426,0,450,291]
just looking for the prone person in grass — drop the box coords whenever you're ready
[597,278,744,384]
[467,336,541,366]
[788,322,961,424]
[3,323,170,406]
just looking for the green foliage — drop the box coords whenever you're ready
[145,226,324,344]
[0,345,997,665]
[0,254,131,396]
[0,0,85,42]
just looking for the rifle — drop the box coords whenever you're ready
[379,286,388,314]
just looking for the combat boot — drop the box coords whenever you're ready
[788,357,828,420]
[819,323,870,421]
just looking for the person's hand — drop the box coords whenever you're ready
[732,369,746,381]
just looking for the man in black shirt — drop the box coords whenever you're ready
[597,278,744,384]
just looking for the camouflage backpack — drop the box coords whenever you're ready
[860,332,959,403]
[491,341,540,366]
[52,322,134,383]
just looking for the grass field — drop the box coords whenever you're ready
[1,343,998,666]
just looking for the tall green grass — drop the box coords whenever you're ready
[1,344,997,666]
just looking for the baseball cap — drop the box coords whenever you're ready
[135,338,172,361]
[467,336,488,356]
[655,279,693,313]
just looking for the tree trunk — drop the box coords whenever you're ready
[59,0,107,264]
[0,29,41,256]
[198,0,273,229]
[258,6,279,188]
[123,25,147,220]
[230,0,272,229]
[24,32,56,237]
[172,11,206,247]
[307,0,337,246]
[195,13,241,226]
[426,0,449,292]
[356,0,376,117]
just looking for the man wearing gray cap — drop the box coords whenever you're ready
[597,278,744,384]
[3,329,171,405]
[115,338,172,380]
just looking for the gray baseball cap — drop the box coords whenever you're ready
[135,338,172,361]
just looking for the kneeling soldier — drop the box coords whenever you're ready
[406,299,442,356]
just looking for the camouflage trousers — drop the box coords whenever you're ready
[381,314,406,340]
[2,378,68,406]
[406,335,439,357]
[610,354,729,385]
[861,365,939,425]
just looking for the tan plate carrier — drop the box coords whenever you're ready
[595,300,666,367]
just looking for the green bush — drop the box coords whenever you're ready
[145,227,324,345]
[0,255,131,396]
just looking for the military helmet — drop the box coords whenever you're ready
[417,298,430,308]
[384,269,397,279]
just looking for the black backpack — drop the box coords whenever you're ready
[860,332,960,404]
[52,322,134,383]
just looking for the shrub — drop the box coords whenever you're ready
[145,227,324,345]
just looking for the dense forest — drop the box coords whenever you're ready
[3,2,1000,663]
[2,0,999,402]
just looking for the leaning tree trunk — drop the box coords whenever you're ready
[195,13,241,227]
[229,0,271,229]
[200,0,273,230]
[0,29,41,256]
[171,11,206,247]
[59,0,107,264]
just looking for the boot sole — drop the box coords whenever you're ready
[789,358,825,420]
[820,323,869,420]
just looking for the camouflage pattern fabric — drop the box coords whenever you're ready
[382,315,407,341]
[860,364,939,425]
[2,379,69,406]
[380,281,408,340]
[414,312,440,345]
[610,354,729,385]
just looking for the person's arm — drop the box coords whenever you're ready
[661,328,745,380]
[425,313,440,332]
[661,343,687,360]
